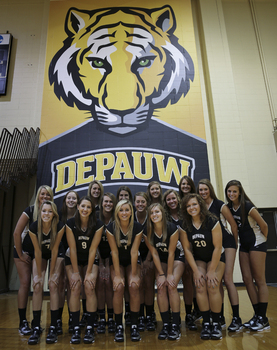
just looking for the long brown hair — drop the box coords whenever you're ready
[99,192,116,223]
[75,196,96,235]
[197,179,218,200]
[163,189,182,222]
[178,176,196,199]
[147,203,168,245]
[146,181,162,204]
[37,201,59,250]
[60,190,80,224]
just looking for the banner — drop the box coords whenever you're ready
[38,0,209,205]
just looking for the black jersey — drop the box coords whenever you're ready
[134,212,149,261]
[29,220,65,260]
[106,221,143,265]
[183,216,222,263]
[208,199,236,248]
[66,217,104,263]
[228,201,266,247]
[144,222,178,264]
[98,219,113,260]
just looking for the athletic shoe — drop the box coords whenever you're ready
[200,323,211,340]
[168,324,181,340]
[145,316,155,331]
[211,322,222,340]
[243,314,258,328]
[107,318,116,333]
[56,319,63,335]
[228,316,243,332]
[250,316,270,332]
[28,327,41,345]
[131,325,141,342]
[114,324,124,342]
[138,316,145,332]
[185,314,197,331]
[124,312,131,326]
[70,326,81,344]
[79,313,88,327]
[46,326,57,344]
[192,309,202,322]
[219,315,226,329]
[84,326,95,343]
[158,323,169,340]
[97,319,106,334]
[19,320,32,335]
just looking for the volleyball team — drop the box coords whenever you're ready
[13,177,270,344]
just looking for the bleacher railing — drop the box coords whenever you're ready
[0,127,40,191]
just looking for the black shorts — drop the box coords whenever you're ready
[13,246,34,260]
[223,232,237,249]
[240,241,267,253]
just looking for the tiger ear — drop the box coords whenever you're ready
[66,8,91,35]
[150,5,176,34]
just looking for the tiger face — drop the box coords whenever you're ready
[49,6,194,135]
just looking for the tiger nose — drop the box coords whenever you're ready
[103,72,141,110]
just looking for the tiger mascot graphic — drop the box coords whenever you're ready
[49,5,194,135]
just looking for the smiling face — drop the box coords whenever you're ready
[90,184,101,199]
[66,191,78,209]
[78,199,93,218]
[118,203,132,222]
[165,192,178,211]
[227,185,240,204]
[198,184,210,201]
[150,184,161,199]
[150,206,163,224]
[39,188,51,206]
[118,190,130,201]
[134,196,147,213]
[41,203,54,223]
[102,195,114,213]
[180,178,191,194]
[186,197,201,218]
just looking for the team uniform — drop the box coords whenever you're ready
[98,220,112,260]
[65,217,104,266]
[29,220,65,260]
[143,222,179,264]
[228,201,267,253]
[181,217,225,263]
[13,206,35,259]
[106,221,143,267]
[208,199,236,249]
[134,212,148,262]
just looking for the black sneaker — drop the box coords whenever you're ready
[145,316,155,331]
[219,315,226,329]
[131,325,141,342]
[97,319,106,334]
[158,323,169,340]
[46,326,57,344]
[168,324,181,340]
[200,323,211,340]
[138,316,145,332]
[185,314,197,331]
[124,312,131,326]
[19,320,32,335]
[192,309,202,322]
[107,318,116,333]
[114,325,124,342]
[28,327,41,345]
[243,314,258,328]
[211,322,222,340]
[228,316,243,332]
[84,326,95,343]
[70,326,81,344]
[79,313,88,327]
[56,319,63,335]
[250,316,270,332]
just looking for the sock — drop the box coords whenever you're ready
[231,304,239,318]
[82,299,87,314]
[32,310,41,328]
[201,310,210,324]
[211,311,220,324]
[172,311,180,326]
[58,306,64,320]
[160,311,170,325]
[258,302,268,318]
[72,310,80,328]
[115,313,123,326]
[139,303,145,317]
[87,311,97,328]
[185,304,192,315]
[98,308,105,321]
[50,309,59,327]
[107,308,114,320]
[130,311,139,326]
[253,303,259,315]
[18,308,27,324]
[145,304,153,317]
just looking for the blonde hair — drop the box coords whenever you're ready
[113,200,134,247]
[37,201,59,250]
[33,185,54,221]
[147,203,168,245]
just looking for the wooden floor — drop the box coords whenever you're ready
[1,286,276,350]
